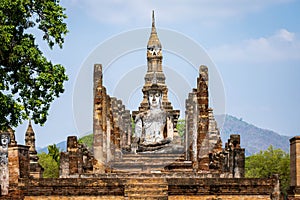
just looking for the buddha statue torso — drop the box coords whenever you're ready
[132,87,174,152]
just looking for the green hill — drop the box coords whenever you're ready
[216,115,290,156]
[78,134,93,148]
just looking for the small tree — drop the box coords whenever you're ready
[38,152,59,178]
[48,144,60,163]
[176,119,185,137]
[38,144,61,178]
[78,134,94,149]
[245,145,290,197]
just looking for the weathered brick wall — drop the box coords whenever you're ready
[24,197,124,200]
[169,195,271,200]
[167,177,278,197]
[7,176,279,199]
[19,178,125,197]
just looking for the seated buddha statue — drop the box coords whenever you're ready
[131,84,174,153]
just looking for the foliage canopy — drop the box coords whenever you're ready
[0,0,68,129]
[78,134,94,148]
[245,145,290,196]
[38,144,61,178]
[176,119,185,137]
[48,143,60,163]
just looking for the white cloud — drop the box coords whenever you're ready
[208,29,300,64]
[67,0,294,26]
[275,29,295,42]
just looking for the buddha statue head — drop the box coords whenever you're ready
[0,133,10,149]
[148,83,162,110]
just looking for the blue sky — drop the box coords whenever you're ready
[15,0,300,147]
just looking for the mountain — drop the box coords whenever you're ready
[37,115,290,156]
[216,114,290,156]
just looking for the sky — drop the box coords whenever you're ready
[15,0,300,148]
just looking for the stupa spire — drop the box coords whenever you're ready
[25,120,37,154]
[147,10,162,51]
[133,11,180,126]
[151,10,156,32]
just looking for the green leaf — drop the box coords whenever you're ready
[0,0,68,129]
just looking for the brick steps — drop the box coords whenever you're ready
[111,161,192,171]
[125,178,168,200]
[110,153,192,173]
[122,153,183,157]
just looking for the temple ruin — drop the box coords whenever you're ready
[2,11,300,200]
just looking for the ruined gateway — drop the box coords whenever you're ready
[6,11,300,200]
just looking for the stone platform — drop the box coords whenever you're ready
[5,173,279,200]
[109,153,192,173]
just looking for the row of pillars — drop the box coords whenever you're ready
[93,64,132,171]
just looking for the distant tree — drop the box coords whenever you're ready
[78,134,93,149]
[0,0,68,130]
[245,145,290,197]
[38,152,59,178]
[38,144,61,178]
[176,119,185,137]
[48,144,60,163]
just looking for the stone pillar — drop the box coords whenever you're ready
[111,98,121,161]
[234,135,245,178]
[185,92,198,170]
[93,64,105,170]
[116,100,123,150]
[124,110,132,146]
[120,104,126,148]
[8,145,30,190]
[104,96,113,163]
[223,134,245,178]
[197,65,209,171]
[0,132,10,195]
[59,152,69,178]
[111,97,118,161]
[113,100,122,159]
[289,136,300,199]
[207,108,222,151]
[60,136,96,177]
[184,99,189,161]
[101,93,108,165]
[67,136,82,176]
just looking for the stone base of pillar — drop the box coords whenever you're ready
[288,187,300,200]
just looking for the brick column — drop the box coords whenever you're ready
[8,145,30,189]
[93,64,104,166]
[67,136,82,175]
[197,65,209,171]
[289,136,300,199]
